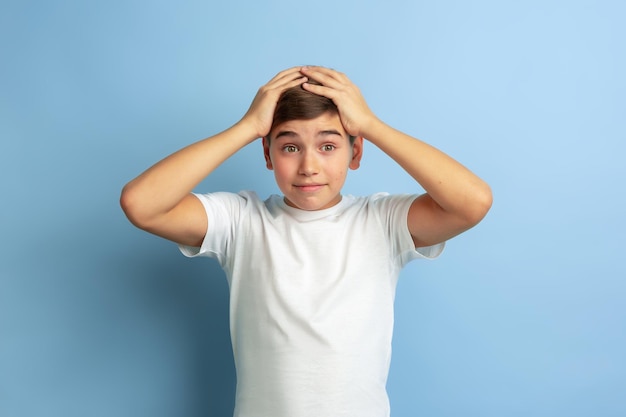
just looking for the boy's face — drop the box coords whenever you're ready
[263,112,363,211]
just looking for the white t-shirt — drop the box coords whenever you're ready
[180,191,444,417]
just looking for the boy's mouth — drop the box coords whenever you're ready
[295,183,324,192]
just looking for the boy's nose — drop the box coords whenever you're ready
[299,151,319,176]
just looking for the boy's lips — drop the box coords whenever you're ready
[294,183,325,192]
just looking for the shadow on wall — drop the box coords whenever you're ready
[109,240,237,417]
[1,221,237,417]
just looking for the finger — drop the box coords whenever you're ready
[261,72,307,99]
[262,67,305,90]
[301,81,334,98]
[301,66,346,87]
[302,82,347,106]
[280,75,308,91]
[269,66,302,82]
[253,67,298,92]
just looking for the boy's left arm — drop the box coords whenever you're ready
[364,121,492,247]
[301,66,493,247]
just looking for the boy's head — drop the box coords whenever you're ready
[262,80,363,211]
[267,80,356,144]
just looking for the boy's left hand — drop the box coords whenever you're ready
[300,66,377,138]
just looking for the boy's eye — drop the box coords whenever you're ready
[283,145,298,153]
[321,144,336,152]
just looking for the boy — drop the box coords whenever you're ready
[120,66,492,417]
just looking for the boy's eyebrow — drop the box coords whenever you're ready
[273,129,344,140]
[274,130,298,140]
[319,129,343,137]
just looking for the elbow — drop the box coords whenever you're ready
[465,182,493,226]
[119,183,150,230]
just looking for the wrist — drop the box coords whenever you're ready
[359,116,386,142]
[233,117,265,144]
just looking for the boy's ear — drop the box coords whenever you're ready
[349,136,364,170]
[262,137,273,170]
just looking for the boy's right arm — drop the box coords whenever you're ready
[120,122,257,247]
[120,67,307,247]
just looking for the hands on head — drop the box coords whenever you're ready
[243,66,377,140]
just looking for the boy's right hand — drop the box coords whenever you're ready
[241,67,308,139]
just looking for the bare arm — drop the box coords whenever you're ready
[120,67,308,246]
[301,66,492,247]
[357,120,492,247]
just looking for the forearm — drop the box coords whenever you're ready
[363,118,492,223]
[121,120,257,223]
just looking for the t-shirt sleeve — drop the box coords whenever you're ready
[371,193,445,267]
[178,192,244,265]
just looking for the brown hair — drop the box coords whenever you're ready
[268,80,355,143]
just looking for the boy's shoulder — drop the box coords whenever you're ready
[194,190,419,222]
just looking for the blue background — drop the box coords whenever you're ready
[2,1,624,416]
